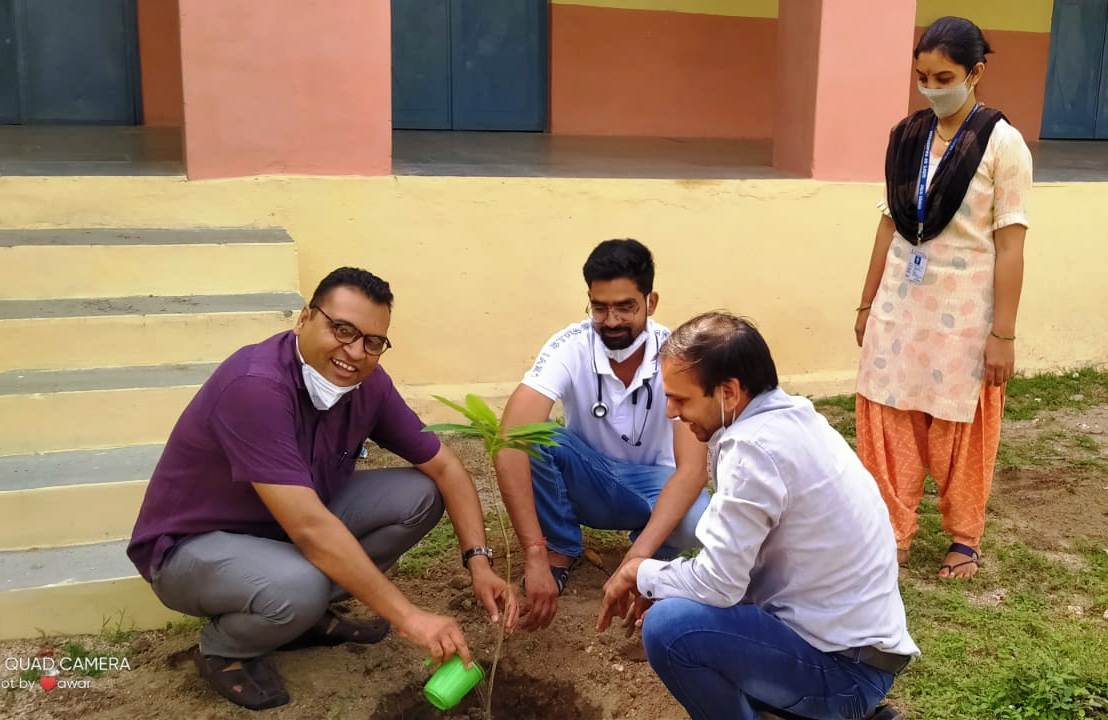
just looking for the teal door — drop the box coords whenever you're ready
[0,0,141,124]
[392,0,548,131]
[1042,0,1108,138]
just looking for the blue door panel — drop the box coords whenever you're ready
[1042,0,1108,139]
[0,1,19,123]
[450,0,547,131]
[16,0,139,124]
[1098,14,1108,138]
[391,0,452,130]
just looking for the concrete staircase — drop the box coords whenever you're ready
[0,228,302,639]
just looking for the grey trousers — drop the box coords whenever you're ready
[151,468,444,658]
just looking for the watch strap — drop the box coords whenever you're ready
[461,546,494,568]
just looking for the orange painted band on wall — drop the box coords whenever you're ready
[137,0,184,127]
[178,0,391,179]
[550,4,777,138]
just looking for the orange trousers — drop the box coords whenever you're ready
[855,384,1005,551]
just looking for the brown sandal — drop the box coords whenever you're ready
[193,651,289,710]
[278,609,390,651]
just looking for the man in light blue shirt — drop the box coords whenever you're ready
[598,312,917,720]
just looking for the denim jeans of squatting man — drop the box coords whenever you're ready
[642,600,894,720]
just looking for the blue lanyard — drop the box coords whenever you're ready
[916,103,980,243]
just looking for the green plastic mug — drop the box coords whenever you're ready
[424,655,485,711]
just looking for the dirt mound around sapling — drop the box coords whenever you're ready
[374,670,604,720]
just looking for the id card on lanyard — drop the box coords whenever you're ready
[908,104,981,284]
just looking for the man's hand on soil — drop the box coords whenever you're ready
[596,557,644,633]
[519,558,559,631]
[469,558,520,633]
[620,595,652,637]
[396,607,473,666]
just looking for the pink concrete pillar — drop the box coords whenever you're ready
[773,0,916,181]
[179,0,391,179]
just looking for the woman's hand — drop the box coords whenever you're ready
[854,307,871,347]
[984,333,1015,386]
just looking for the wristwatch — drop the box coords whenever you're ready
[461,546,494,568]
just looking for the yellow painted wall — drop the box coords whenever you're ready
[549,1,1055,28]
[0,175,1103,399]
[550,0,777,18]
[916,0,1053,33]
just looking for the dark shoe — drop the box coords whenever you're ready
[277,609,390,651]
[549,556,582,595]
[193,651,289,710]
[756,703,900,720]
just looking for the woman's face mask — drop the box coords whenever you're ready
[917,76,973,119]
[915,55,981,119]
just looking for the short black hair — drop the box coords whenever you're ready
[309,267,394,310]
[582,239,655,295]
[659,312,778,397]
[915,16,993,74]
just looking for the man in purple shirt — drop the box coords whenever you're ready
[128,267,516,710]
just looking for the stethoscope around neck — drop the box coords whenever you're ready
[589,330,658,446]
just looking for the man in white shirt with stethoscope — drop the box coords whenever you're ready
[494,239,711,632]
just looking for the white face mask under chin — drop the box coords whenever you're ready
[604,329,649,363]
[296,339,360,411]
[706,393,738,487]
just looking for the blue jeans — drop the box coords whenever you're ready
[530,427,710,559]
[642,600,895,720]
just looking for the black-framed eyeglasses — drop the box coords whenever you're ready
[310,305,392,356]
[586,298,642,322]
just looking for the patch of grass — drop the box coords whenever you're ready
[814,367,1108,438]
[164,615,206,637]
[99,609,137,645]
[891,493,1108,719]
[996,430,1106,472]
[813,393,857,444]
[812,393,856,414]
[583,527,631,552]
[1005,367,1108,421]
[60,640,123,678]
[19,668,40,683]
[395,517,457,576]
[1073,433,1101,452]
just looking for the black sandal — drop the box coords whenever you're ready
[193,651,289,710]
[278,609,390,651]
[939,542,980,579]
[866,704,902,719]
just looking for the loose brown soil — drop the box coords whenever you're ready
[991,405,1108,553]
[3,407,1107,720]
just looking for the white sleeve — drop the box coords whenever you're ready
[991,123,1033,231]
[521,325,581,402]
[636,438,787,607]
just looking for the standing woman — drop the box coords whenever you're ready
[854,16,1032,579]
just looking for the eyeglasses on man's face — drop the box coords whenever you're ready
[311,305,392,356]
[586,298,642,322]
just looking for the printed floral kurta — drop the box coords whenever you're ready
[858,119,1032,423]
